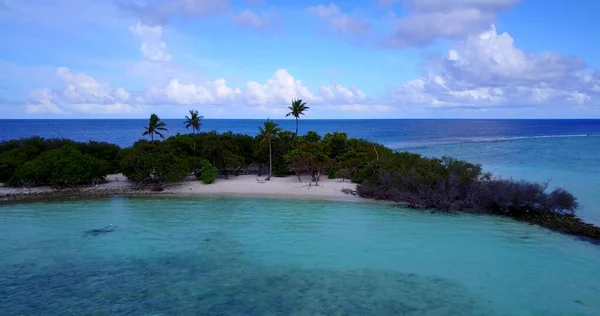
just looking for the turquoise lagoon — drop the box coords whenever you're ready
[1,196,600,315]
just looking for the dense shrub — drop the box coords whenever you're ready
[120,141,189,185]
[284,142,330,183]
[335,168,351,181]
[476,179,579,216]
[201,165,219,184]
[188,157,210,179]
[0,137,120,184]
[78,141,122,174]
[326,166,339,179]
[356,151,579,216]
[187,157,218,183]
[8,147,108,187]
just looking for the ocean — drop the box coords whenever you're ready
[2,119,599,149]
[1,119,600,315]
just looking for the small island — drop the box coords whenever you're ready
[1,101,599,244]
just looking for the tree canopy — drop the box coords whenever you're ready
[143,113,168,141]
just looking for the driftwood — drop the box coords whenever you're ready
[341,188,357,196]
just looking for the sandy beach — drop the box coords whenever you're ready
[168,175,360,201]
[0,174,360,202]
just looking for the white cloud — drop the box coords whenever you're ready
[136,68,381,115]
[13,63,377,116]
[232,9,275,31]
[26,89,62,114]
[440,26,586,85]
[130,22,172,62]
[388,26,599,109]
[26,68,137,114]
[120,0,230,25]
[306,3,370,35]
[382,0,521,47]
[390,0,520,11]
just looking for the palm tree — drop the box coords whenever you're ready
[184,109,203,135]
[285,98,309,135]
[142,113,168,141]
[258,119,282,181]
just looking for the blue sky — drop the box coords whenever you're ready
[0,0,599,119]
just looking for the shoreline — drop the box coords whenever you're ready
[0,174,362,204]
[2,173,599,246]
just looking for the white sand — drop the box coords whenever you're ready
[1,174,360,202]
[167,175,360,201]
[0,173,132,197]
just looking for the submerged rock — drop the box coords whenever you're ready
[84,224,114,236]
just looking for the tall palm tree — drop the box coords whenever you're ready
[258,119,282,181]
[184,109,203,135]
[142,113,168,141]
[285,98,309,135]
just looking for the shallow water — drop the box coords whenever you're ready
[2,196,600,315]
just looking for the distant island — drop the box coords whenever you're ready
[1,100,599,244]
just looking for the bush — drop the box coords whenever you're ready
[79,141,122,174]
[0,147,32,183]
[201,165,219,184]
[476,179,579,216]
[9,147,107,187]
[120,141,189,185]
[187,157,219,183]
[356,150,579,217]
[326,166,340,179]
[335,168,351,181]
[188,157,211,179]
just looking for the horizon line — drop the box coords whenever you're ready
[2,118,600,121]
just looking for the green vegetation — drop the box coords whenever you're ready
[1,104,598,244]
[143,113,168,141]
[184,109,203,135]
[258,119,282,181]
[286,98,309,135]
[0,138,117,187]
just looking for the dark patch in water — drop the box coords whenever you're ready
[83,224,115,237]
[1,232,491,315]
[575,235,600,246]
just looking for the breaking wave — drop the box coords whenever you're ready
[388,134,594,150]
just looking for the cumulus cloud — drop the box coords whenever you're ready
[381,0,521,47]
[122,1,277,33]
[26,89,62,114]
[25,64,381,116]
[26,68,136,114]
[306,3,370,35]
[119,0,230,25]
[130,22,172,62]
[139,68,376,113]
[232,9,275,31]
[388,26,599,109]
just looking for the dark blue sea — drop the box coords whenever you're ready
[2,119,600,315]
[1,119,598,149]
